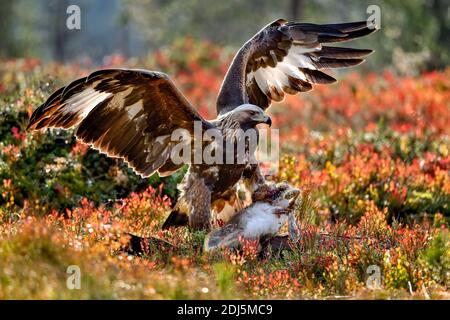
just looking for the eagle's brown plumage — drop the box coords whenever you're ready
[28,19,377,231]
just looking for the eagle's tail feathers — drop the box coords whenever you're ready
[161,209,188,230]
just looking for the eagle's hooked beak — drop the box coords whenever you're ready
[251,112,272,127]
[264,115,272,127]
[255,114,271,127]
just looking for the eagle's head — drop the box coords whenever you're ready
[219,104,272,130]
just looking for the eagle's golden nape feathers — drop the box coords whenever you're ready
[216,19,377,114]
[28,69,211,178]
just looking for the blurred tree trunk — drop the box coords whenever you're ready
[0,1,15,57]
[51,0,68,62]
[119,3,131,58]
[289,0,304,20]
[429,0,450,69]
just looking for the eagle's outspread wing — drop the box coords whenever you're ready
[28,69,212,177]
[216,20,378,114]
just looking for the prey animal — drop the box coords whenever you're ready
[204,182,300,252]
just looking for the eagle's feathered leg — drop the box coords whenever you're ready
[209,164,266,225]
[242,163,267,199]
[187,178,212,230]
[162,177,212,231]
[211,188,242,224]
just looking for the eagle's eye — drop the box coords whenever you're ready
[249,111,257,116]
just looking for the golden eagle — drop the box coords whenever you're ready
[28,19,377,231]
